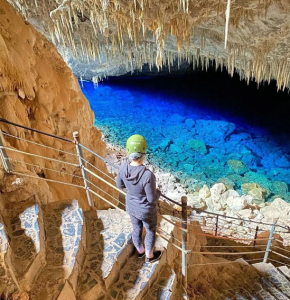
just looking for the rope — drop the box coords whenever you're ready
[2,146,79,167]
[192,250,266,256]
[155,231,190,253]
[0,118,73,143]
[188,258,263,267]
[157,226,183,245]
[2,131,77,157]
[11,171,85,189]
[10,158,83,179]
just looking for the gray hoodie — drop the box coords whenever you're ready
[116,161,161,216]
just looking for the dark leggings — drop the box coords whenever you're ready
[129,212,157,257]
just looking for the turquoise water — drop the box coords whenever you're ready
[80,73,290,202]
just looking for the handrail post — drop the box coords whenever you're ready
[181,196,188,296]
[253,226,259,248]
[0,130,12,173]
[215,215,219,236]
[73,131,92,207]
[263,218,278,263]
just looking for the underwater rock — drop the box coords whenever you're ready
[228,132,252,144]
[187,139,207,155]
[243,171,271,189]
[184,118,195,128]
[248,188,265,201]
[217,177,235,190]
[168,113,185,123]
[227,159,249,175]
[193,120,235,146]
[271,180,289,196]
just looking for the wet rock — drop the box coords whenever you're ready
[227,159,249,175]
[187,139,207,155]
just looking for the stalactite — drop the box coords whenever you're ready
[224,0,231,49]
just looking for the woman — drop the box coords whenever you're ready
[116,134,161,263]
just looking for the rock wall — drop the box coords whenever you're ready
[0,0,117,211]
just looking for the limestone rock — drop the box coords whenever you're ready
[18,88,25,99]
[187,194,205,209]
[227,159,249,175]
[187,139,207,155]
[210,183,226,202]
[219,189,240,207]
[12,292,29,300]
[237,209,253,219]
[198,185,211,200]
[260,198,290,221]
[227,197,247,211]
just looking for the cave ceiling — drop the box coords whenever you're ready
[7,0,290,90]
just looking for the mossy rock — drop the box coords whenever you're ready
[227,159,249,175]
[187,139,207,155]
[217,177,235,190]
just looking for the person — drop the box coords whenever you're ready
[116,134,162,263]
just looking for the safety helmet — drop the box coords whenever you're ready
[126,134,148,154]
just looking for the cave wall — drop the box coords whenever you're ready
[0,0,117,211]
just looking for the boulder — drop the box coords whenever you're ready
[205,197,222,212]
[198,185,211,199]
[210,183,227,202]
[219,189,240,207]
[260,198,290,220]
[227,159,249,175]
[248,188,265,201]
[187,139,207,155]
[237,209,252,219]
[227,196,247,211]
[187,194,206,209]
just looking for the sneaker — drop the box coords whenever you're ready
[145,251,162,263]
[137,252,145,259]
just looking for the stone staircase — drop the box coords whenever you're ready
[0,199,289,300]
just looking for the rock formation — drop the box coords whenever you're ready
[6,0,290,90]
[0,0,116,211]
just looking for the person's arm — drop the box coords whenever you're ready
[144,172,161,204]
[116,171,126,189]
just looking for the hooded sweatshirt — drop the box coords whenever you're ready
[116,161,161,216]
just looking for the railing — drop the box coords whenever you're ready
[0,117,290,297]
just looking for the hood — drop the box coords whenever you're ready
[122,162,147,185]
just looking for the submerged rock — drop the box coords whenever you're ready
[227,159,249,175]
[187,139,207,155]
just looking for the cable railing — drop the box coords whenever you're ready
[0,118,290,294]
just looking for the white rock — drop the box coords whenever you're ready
[187,194,205,209]
[260,198,290,220]
[205,197,222,212]
[199,185,211,199]
[227,196,247,211]
[240,194,254,205]
[210,183,226,202]
[237,209,252,219]
[219,189,240,207]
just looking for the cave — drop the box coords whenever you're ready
[0,1,290,300]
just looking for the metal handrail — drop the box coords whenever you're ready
[0,118,73,143]
[0,118,289,289]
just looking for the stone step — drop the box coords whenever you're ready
[259,277,289,300]
[77,208,133,300]
[29,199,84,300]
[253,263,290,298]
[0,201,44,289]
[105,250,167,300]
[0,215,17,296]
[277,266,290,281]
[252,282,276,300]
[141,264,177,300]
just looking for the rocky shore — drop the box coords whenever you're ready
[104,142,290,246]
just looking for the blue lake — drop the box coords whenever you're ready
[80,72,290,202]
